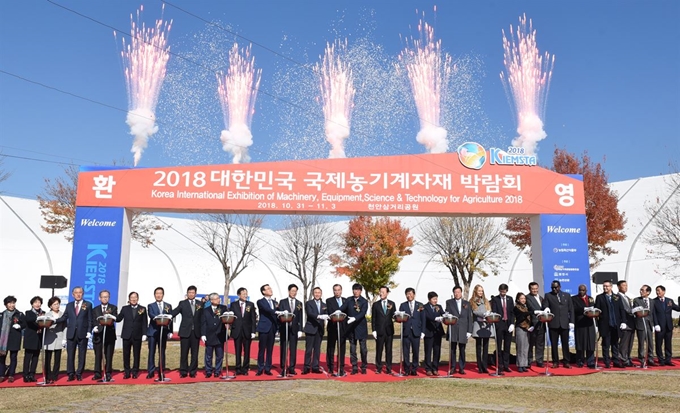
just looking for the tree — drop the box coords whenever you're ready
[330,216,414,302]
[273,215,336,301]
[194,214,264,302]
[37,164,165,246]
[419,217,507,299]
[505,148,626,268]
[643,166,680,275]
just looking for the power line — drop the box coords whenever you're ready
[0,145,99,165]
[1,153,77,166]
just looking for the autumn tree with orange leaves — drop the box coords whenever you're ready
[330,216,414,302]
[38,165,166,247]
[505,148,626,268]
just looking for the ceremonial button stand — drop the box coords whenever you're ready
[153,314,173,382]
[485,313,502,377]
[441,314,459,378]
[277,311,295,379]
[584,308,602,369]
[634,308,651,369]
[96,314,117,382]
[36,315,55,386]
[329,311,347,377]
[537,312,554,376]
[393,311,410,377]
[220,312,237,380]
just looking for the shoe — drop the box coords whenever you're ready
[426,371,434,376]
[459,369,466,375]
[613,361,623,368]
[577,362,584,368]
[625,361,635,367]
[503,367,511,373]
[264,370,273,376]
[105,374,112,381]
[351,369,358,375]
[288,369,297,376]
[375,369,382,374]
[433,371,439,376]
[552,362,559,369]
[386,370,392,375]
[536,362,544,368]
[205,372,212,378]
[0,377,5,384]
[311,369,322,374]
[146,373,154,379]
[67,374,75,382]
[242,371,249,376]
[255,371,263,376]
[666,361,674,366]
[7,377,14,383]
[302,369,310,375]
[190,372,197,378]
[92,374,102,381]
[410,371,417,376]
[76,375,82,381]
[563,363,571,369]
[180,373,187,378]
[647,360,657,367]
[587,365,596,369]
[123,373,130,379]
[361,369,367,375]
[132,373,139,379]
[23,376,29,383]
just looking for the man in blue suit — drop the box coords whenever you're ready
[201,293,228,378]
[653,285,680,366]
[56,286,93,381]
[399,287,426,376]
[277,284,303,375]
[146,287,173,379]
[340,283,369,374]
[256,284,278,376]
[303,287,328,374]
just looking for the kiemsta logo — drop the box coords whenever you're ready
[457,141,537,169]
[457,142,487,170]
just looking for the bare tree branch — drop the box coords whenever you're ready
[644,167,680,276]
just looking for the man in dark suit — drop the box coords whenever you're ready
[491,284,515,373]
[116,291,147,379]
[572,285,596,368]
[146,287,174,379]
[277,284,303,375]
[445,286,473,374]
[371,285,396,374]
[91,290,118,381]
[399,287,426,376]
[543,280,575,368]
[229,287,256,375]
[56,286,93,381]
[616,280,636,367]
[526,282,545,367]
[595,280,626,368]
[303,287,328,374]
[201,293,227,378]
[256,284,278,375]
[633,285,657,367]
[326,284,347,376]
[423,291,445,376]
[653,285,680,366]
[340,283,369,374]
[171,285,202,378]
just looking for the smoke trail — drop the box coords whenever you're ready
[217,43,261,164]
[119,5,172,166]
[501,14,555,155]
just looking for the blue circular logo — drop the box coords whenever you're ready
[457,142,486,170]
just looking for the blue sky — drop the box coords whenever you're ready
[1,0,679,202]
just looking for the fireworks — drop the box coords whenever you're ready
[315,39,355,159]
[119,5,172,166]
[217,43,261,164]
[399,12,453,153]
[501,14,555,155]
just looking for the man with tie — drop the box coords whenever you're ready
[303,287,328,374]
[91,290,118,381]
[201,293,227,378]
[146,287,174,379]
[399,287,426,376]
[445,286,473,374]
[326,284,347,376]
[56,286,93,381]
[340,283,369,374]
[616,280,636,367]
[423,291,445,376]
[526,282,545,367]
[595,280,626,368]
[572,285,596,368]
[256,284,278,376]
[277,284,303,375]
[229,287,256,375]
[116,291,147,379]
[371,286,396,374]
[491,284,515,373]
[652,285,680,366]
[543,280,575,368]
[171,285,203,378]
[633,285,657,367]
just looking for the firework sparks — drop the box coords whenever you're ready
[315,39,355,159]
[217,43,261,164]
[501,14,555,155]
[119,5,172,166]
[399,12,453,153]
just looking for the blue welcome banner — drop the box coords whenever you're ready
[539,214,590,295]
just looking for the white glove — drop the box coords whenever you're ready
[544,307,551,314]
[466,332,472,339]
[620,323,627,330]
[317,314,329,320]
[93,327,99,333]
[372,331,377,339]
[49,324,56,329]
[297,331,302,338]
[167,332,173,339]
[483,311,491,317]
[62,339,67,348]
[631,306,644,313]
[142,335,147,342]
[275,311,284,316]
[332,310,342,315]
[443,312,451,317]
[201,336,207,343]
[251,333,256,339]
[528,326,535,332]
[347,317,356,324]
[569,323,574,329]
[654,325,661,332]
[508,325,515,333]
[435,317,443,323]
[86,332,91,339]
[420,332,425,339]
[12,324,20,330]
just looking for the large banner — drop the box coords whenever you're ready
[75,151,585,216]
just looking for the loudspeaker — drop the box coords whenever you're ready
[592,272,618,285]
[40,275,68,289]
